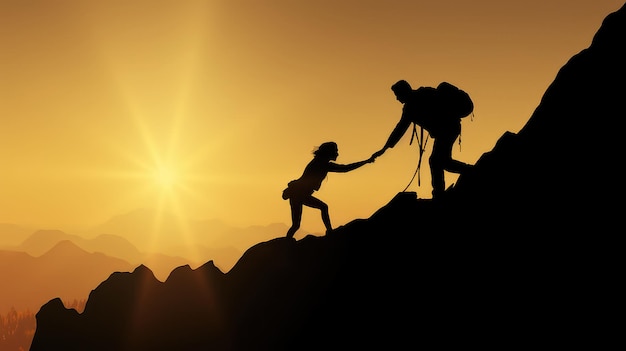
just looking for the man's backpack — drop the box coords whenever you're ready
[406,82,474,190]
[435,81,474,120]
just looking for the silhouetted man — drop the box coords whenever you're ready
[372,79,472,199]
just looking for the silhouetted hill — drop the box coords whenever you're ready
[63,233,197,281]
[87,208,293,270]
[13,230,202,279]
[30,4,625,350]
[90,216,278,273]
[19,229,84,256]
[80,233,143,262]
[18,230,146,260]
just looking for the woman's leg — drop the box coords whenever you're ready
[303,196,332,233]
[286,199,303,238]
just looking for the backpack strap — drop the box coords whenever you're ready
[458,122,462,152]
[404,123,429,191]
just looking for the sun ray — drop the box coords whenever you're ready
[77,3,226,334]
[90,9,222,263]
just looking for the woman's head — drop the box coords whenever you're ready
[314,142,339,160]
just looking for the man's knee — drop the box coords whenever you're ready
[429,155,448,169]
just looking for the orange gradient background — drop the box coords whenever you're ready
[1,0,622,244]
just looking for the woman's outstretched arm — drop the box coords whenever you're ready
[328,158,374,173]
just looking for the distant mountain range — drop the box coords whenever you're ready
[0,240,133,314]
[0,223,37,246]
[0,221,293,314]
[29,3,626,350]
[84,207,312,256]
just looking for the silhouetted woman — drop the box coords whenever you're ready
[282,141,373,239]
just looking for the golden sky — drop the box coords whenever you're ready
[1,0,623,237]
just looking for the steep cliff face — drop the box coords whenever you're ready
[31,4,625,351]
[451,4,626,229]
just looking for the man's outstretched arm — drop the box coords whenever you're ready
[372,114,412,159]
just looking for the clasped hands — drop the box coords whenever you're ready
[364,148,386,164]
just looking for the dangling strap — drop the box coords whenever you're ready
[417,126,429,186]
[409,123,418,145]
[458,122,462,152]
[459,112,474,151]
[403,124,428,192]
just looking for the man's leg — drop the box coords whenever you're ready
[445,159,473,174]
[430,137,455,199]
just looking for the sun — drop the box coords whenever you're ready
[153,166,179,190]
